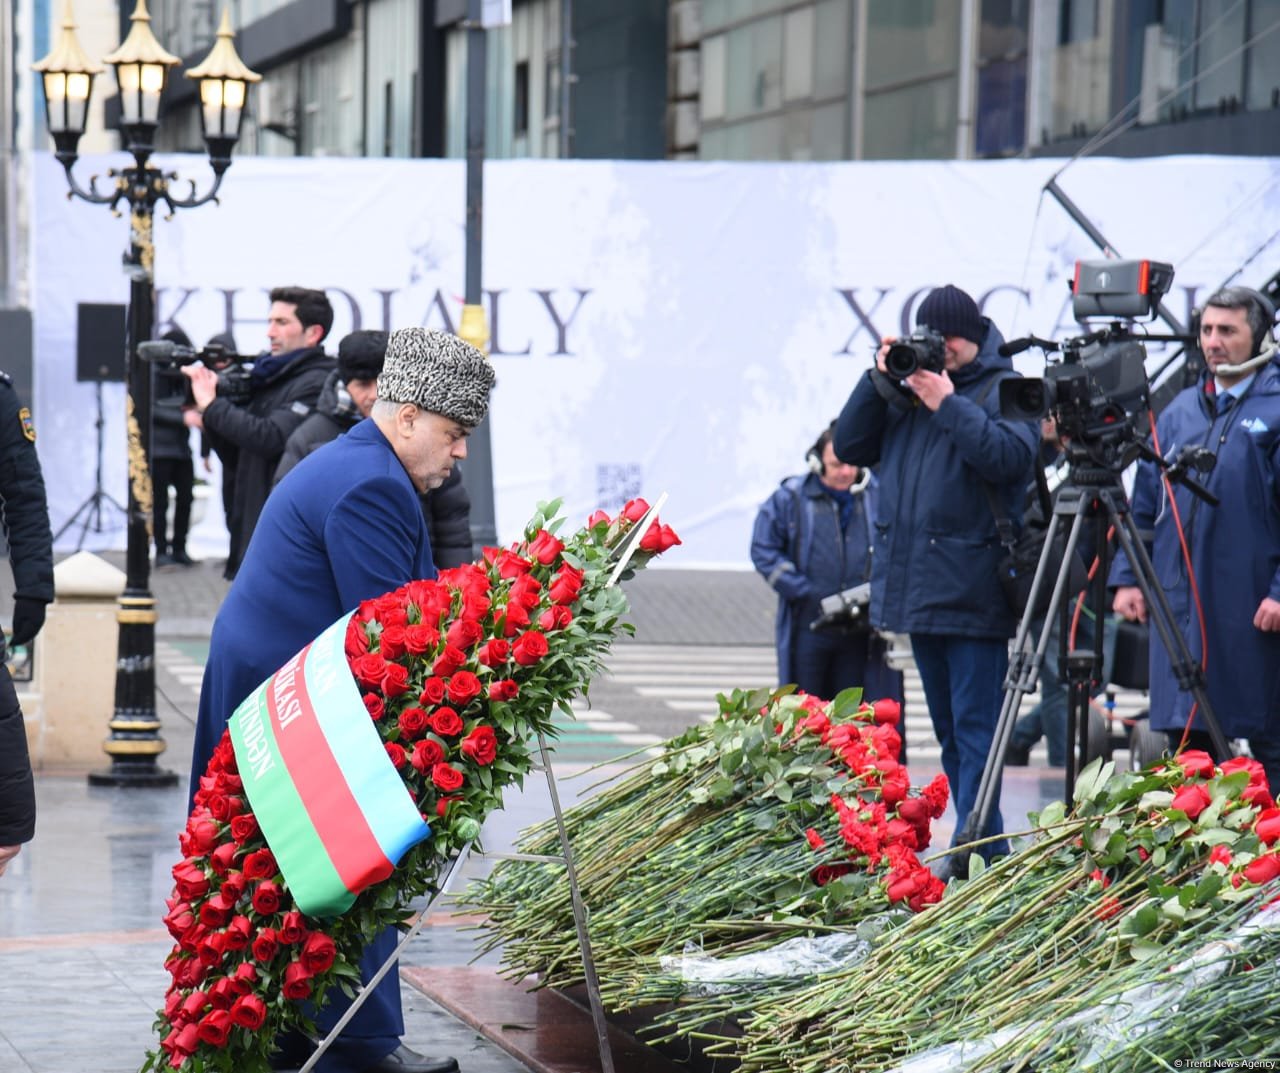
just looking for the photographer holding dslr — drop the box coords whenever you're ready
[1111,285,1280,792]
[751,423,903,706]
[184,286,334,580]
[836,284,1038,858]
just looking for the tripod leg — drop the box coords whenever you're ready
[1108,498,1232,759]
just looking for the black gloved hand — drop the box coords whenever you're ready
[10,597,47,648]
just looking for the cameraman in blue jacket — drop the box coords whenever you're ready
[751,423,903,707]
[1112,286,1280,792]
[836,285,1038,858]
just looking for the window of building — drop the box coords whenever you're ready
[1246,0,1280,109]
[976,0,1028,156]
[514,60,530,136]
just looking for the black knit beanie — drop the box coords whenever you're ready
[338,330,389,383]
[916,284,984,344]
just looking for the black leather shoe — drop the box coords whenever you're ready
[1004,741,1031,767]
[155,552,176,567]
[364,1045,460,1073]
[171,549,198,566]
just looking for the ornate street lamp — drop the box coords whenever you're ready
[34,0,260,788]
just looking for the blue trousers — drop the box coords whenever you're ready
[910,633,1009,856]
[791,626,904,707]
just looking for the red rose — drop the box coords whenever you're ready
[528,528,565,565]
[385,742,407,769]
[1209,844,1234,867]
[279,910,308,945]
[461,725,498,766]
[638,521,666,552]
[223,915,252,951]
[404,624,441,655]
[432,645,466,677]
[411,738,446,774]
[496,551,533,578]
[872,698,902,726]
[230,962,258,994]
[300,931,337,974]
[217,866,244,902]
[489,678,519,702]
[500,601,531,637]
[381,663,411,698]
[478,639,510,667]
[621,497,650,522]
[1176,749,1217,779]
[432,763,465,791]
[419,677,447,705]
[170,1023,200,1058]
[243,848,277,880]
[429,706,464,737]
[437,795,460,817]
[1171,783,1212,820]
[197,1008,233,1047]
[230,993,267,1031]
[208,977,237,1010]
[379,625,408,659]
[461,589,491,620]
[1256,807,1280,846]
[164,902,195,941]
[447,671,483,706]
[398,706,429,740]
[512,631,550,666]
[805,828,827,851]
[509,574,543,609]
[344,619,370,659]
[251,881,282,916]
[587,509,610,528]
[1245,851,1280,885]
[282,961,313,1000]
[197,930,227,965]
[352,652,388,689]
[445,618,484,650]
[172,860,211,900]
[185,815,219,853]
[538,605,573,631]
[229,813,259,844]
[363,692,385,721]
[206,792,243,822]
[180,990,210,1020]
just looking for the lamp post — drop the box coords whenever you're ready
[457,0,497,553]
[34,0,260,787]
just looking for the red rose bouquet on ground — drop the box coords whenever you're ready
[467,684,949,1043]
[142,498,679,1073]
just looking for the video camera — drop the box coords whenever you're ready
[138,338,255,406]
[998,259,1180,471]
[810,582,872,634]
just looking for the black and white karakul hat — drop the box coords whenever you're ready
[377,328,495,428]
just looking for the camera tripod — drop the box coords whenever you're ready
[53,381,126,549]
[953,454,1231,852]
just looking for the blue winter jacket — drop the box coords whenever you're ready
[1110,357,1280,740]
[750,471,878,683]
[834,320,1039,639]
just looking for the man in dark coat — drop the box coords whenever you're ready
[836,284,1038,859]
[751,423,903,706]
[184,287,335,580]
[189,327,495,1073]
[152,328,197,566]
[275,330,474,571]
[1112,286,1280,791]
[0,373,54,877]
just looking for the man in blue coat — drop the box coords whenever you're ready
[751,423,903,706]
[189,327,495,1073]
[1112,286,1280,792]
[836,285,1038,858]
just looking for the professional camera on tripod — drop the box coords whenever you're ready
[138,338,255,407]
[949,258,1234,873]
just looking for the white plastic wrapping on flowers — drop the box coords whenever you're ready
[657,914,901,996]
[883,902,1280,1073]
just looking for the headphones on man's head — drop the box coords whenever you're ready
[806,422,836,477]
[1244,287,1279,357]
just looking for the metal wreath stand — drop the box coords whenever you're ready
[299,497,670,1073]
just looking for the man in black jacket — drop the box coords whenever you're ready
[274,330,474,570]
[153,328,198,566]
[184,287,335,579]
[0,373,54,877]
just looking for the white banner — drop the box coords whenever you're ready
[30,153,1280,567]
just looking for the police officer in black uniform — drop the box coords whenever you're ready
[0,373,54,876]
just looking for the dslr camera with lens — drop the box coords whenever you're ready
[884,327,946,379]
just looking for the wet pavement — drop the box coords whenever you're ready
[1,555,1071,1073]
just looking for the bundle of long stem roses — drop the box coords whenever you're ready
[465,686,949,1042]
[142,498,679,1073]
[729,751,1280,1073]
